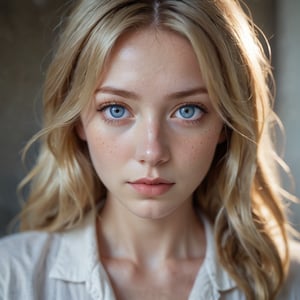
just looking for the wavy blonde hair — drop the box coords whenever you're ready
[19,0,292,299]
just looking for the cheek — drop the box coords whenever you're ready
[176,130,221,171]
[86,130,131,173]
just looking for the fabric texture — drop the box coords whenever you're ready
[0,212,299,300]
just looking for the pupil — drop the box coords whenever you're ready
[181,106,194,118]
[111,106,124,117]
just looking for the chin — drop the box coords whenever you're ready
[129,201,178,220]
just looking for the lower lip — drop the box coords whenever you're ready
[129,183,174,197]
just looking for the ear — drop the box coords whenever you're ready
[75,120,87,141]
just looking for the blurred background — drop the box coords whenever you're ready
[0,0,299,237]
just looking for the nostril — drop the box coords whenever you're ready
[134,136,169,164]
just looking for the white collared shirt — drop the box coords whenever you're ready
[0,212,299,299]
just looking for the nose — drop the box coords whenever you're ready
[134,118,170,167]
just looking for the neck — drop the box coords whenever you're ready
[97,195,205,269]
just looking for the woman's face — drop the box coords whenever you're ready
[79,28,224,220]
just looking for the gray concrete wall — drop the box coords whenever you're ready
[0,0,63,236]
[276,0,300,229]
[0,1,299,236]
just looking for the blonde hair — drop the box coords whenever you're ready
[19,0,292,299]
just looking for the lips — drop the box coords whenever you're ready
[128,177,174,197]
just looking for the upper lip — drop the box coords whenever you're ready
[129,178,174,185]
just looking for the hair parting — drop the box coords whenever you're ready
[18,1,295,299]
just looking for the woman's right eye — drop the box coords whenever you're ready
[99,104,131,120]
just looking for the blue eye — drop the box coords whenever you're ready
[175,105,204,120]
[102,104,130,119]
[109,105,126,118]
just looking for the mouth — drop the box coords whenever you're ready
[128,177,175,197]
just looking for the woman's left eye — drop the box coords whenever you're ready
[174,104,205,120]
[100,104,131,120]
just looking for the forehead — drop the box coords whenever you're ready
[98,28,205,90]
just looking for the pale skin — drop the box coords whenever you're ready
[79,28,225,299]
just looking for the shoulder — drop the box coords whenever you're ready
[0,231,59,299]
[0,230,58,266]
[288,240,300,277]
[277,240,300,299]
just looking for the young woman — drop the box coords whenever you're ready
[0,0,299,299]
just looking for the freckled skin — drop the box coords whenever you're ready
[79,28,224,220]
[78,28,225,300]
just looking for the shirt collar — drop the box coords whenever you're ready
[49,212,98,283]
[201,214,237,292]
[49,210,237,296]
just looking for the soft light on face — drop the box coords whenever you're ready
[79,28,224,220]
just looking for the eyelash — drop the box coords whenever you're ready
[97,101,132,125]
[172,102,207,124]
[97,101,207,125]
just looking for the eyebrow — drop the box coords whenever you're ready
[96,86,208,100]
